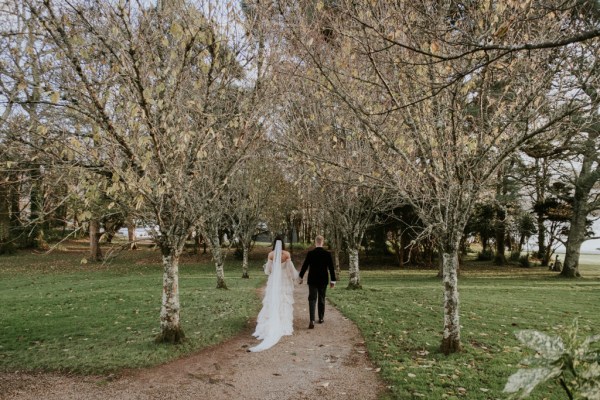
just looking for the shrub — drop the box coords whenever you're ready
[519,255,530,268]
[504,320,600,399]
[477,249,494,261]
[233,246,244,260]
[0,241,16,255]
[290,242,312,251]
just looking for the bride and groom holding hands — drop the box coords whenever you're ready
[248,235,337,352]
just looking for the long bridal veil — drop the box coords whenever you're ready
[249,240,296,352]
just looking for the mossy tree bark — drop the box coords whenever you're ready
[208,229,228,289]
[241,242,250,279]
[441,248,462,355]
[89,219,103,261]
[347,246,362,289]
[156,248,185,343]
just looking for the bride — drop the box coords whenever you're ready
[249,237,299,352]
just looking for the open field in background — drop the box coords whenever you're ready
[330,254,600,400]
[574,253,600,275]
[1,242,599,400]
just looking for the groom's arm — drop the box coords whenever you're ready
[327,252,336,286]
[299,252,310,280]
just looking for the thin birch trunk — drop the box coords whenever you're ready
[347,246,361,289]
[156,249,185,343]
[441,248,462,354]
[241,241,249,279]
[334,248,341,278]
[332,229,342,277]
[211,232,228,289]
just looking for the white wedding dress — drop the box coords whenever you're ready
[249,240,299,352]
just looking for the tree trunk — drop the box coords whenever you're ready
[332,229,342,277]
[334,248,341,277]
[436,251,443,278]
[441,248,462,354]
[402,230,412,266]
[495,164,509,265]
[89,219,103,261]
[391,230,404,268]
[347,246,362,289]
[155,248,185,343]
[561,124,598,278]
[28,167,48,250]
[0,178,13,254]
[127,221,137,250]
[9,173,21,228]
[288,224,294,257]
[481,235,489,253]
[535,212,548,265]
[534,157,549,265]
[560,195,589,279]
[506,232,513,253]
[54,188,68,231]
[494,205,507,265]
[192,231,200,255]
[391,240,400,267]
[518,233,525,254]
[241,241,249,279]
[210,232,228,289]
[411,244,420,265]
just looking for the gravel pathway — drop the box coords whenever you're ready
[1,282,386,400]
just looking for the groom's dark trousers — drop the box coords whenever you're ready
[308,285,327,322]
[300,247,336,322]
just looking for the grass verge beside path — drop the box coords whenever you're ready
[329,263,600,400]
[0,247,265,374]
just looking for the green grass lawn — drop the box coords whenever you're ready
[0,244,267,374]
[329,256,600,400]
[2,243,599,400]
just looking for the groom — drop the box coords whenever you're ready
[299,235,336,329]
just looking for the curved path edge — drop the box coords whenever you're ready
[1,282,387,400]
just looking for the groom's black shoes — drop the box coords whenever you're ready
[308,321,315,329]
[318,319,324,324]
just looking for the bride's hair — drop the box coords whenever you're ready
[272,235,285,250]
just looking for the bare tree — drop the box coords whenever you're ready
[0,169,10,253]
[560,119,600,278]
[267,0,593,354]
[274,83,396,288]
[202,209,231,289]
[0,2,56,250]
[559,15,600,277]
[228,149,278,278]
[16,0,265,343]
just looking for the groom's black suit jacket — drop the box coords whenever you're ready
[299,247,336,286]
